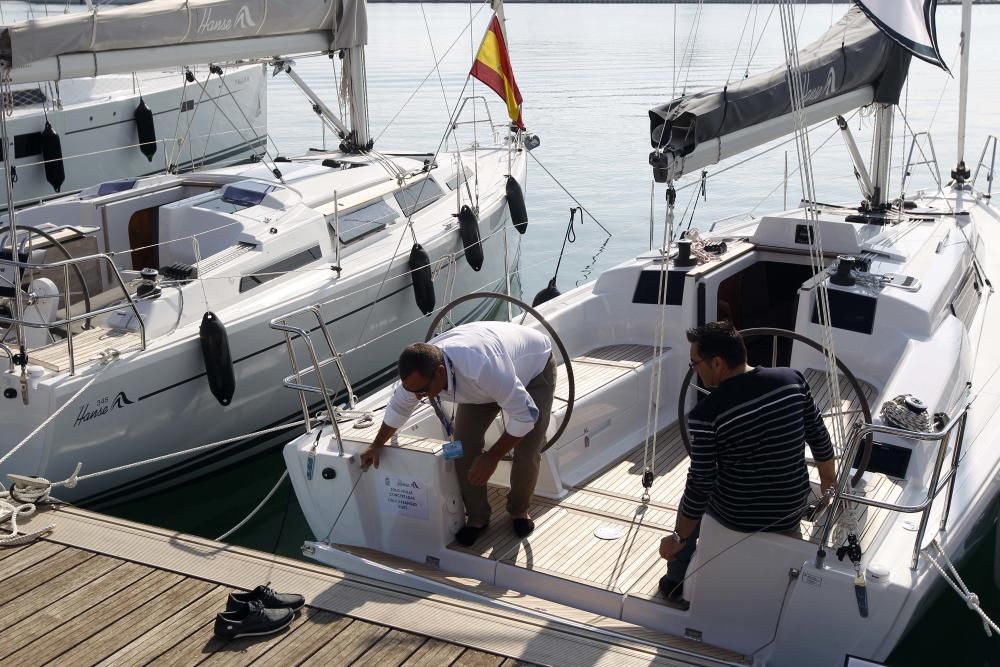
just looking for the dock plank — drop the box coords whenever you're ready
[249,609,352,665]
[0,553,121,631]
[0,565,173,665]
[299,618,390,665]
[0,540,64,579]
[97,585,231,666]
[60,577,219,665]
[0,546,93,607]
[351,628,428,666]
[402,638,467,667]
[453,648,507,667]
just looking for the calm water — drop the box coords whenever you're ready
[9,1,995,663]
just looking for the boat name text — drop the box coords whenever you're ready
[73,391,135,428]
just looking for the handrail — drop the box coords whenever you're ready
[269,304,358,457]
[971,135,997,199]
[0,251,146,375]
[815,400,971,571]
[901,131,943,196]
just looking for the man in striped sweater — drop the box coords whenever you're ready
[658,321,838,608]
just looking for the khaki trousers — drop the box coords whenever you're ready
[453,356,556,524]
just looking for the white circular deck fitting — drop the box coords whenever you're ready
[594,525,625,540]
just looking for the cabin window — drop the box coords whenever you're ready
[330,199,397,245]
[14,132,43,159]
[811,289,877,335]
[239,245,322,293]
[950,266,982,331]
[394,180,444,217]
[632,270,685,306]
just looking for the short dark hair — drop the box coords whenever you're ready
[686,321,746,368]
[398,342,443,380]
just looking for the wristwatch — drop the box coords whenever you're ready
[670,531,688,545]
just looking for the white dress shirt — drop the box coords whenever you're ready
[383,322,553,438]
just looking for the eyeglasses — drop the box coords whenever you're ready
[688,357,708,370]
[408,378,433,396]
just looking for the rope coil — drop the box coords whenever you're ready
[880,394,935,432]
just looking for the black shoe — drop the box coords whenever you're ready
[214,600,294,639]
[512,517,535,538]
[658,576,690,610]
[455,523,489,547]
[226,583,305,613]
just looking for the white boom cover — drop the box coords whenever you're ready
[0,0,367,80]
[855,0,946,70]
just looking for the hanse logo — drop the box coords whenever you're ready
[74,391,135,428]
[197,6,257,34]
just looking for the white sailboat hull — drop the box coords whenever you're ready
[285,189,1000,665]
[1,144,526,507]
[1,64,266,210]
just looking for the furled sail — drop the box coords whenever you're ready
[648,8,909,182]
[0,0,368,84]
[855,0,946,70]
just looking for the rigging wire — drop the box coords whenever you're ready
[375,3,489,143]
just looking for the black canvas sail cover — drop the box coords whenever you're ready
[649,7,910,182]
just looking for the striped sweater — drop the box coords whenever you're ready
[680,367,835,533]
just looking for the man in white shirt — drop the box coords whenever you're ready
[360,322,556,547]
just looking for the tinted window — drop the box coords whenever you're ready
[394,180,444,217]
[14,132,43,159]
[331,199,397,244]
[239,245,322,292]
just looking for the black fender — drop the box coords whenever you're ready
[408,243,435,316]
[458,205,483,271]
[506,176,528,234]
[200,311,235,406]
[41,122,65,193]
[135,98,157,162]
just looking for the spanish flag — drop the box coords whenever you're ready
[470,16,523,129]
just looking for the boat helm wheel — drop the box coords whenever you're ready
[677,327,874,488]
[425,291,574,454]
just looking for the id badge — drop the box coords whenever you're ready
[442,440,464,460]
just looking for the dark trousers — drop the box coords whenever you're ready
[453,356,556,524]
[665,521,702,584]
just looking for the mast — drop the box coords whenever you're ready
[952,0,972,185]
[869,104,894,209]
[343,47,372,151]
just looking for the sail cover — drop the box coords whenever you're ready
[855,0,946,70]
[0,0,366,78]
[649,8,909,174]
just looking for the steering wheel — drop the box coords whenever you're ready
[677,327,874,488]
[425,291,574,453]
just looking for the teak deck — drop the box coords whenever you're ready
[5,506,707,667]
[340,346,900,666]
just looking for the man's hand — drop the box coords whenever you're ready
[467,449,501,486]
[659,535,686,561]
[360,445,382,470]
[816,458,838,501]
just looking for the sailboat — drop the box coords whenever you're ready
[0,0,532,505]
[281,1,1000,664]
[0,63,266,211]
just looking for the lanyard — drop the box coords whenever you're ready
[431,355,457,439]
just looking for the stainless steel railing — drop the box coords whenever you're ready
[0,252,146,376]
[269,305,357,454]
[815,399,971,570]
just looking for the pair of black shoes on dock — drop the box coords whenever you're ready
[214,584,306,639]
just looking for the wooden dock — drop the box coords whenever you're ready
[3,504,715,666]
